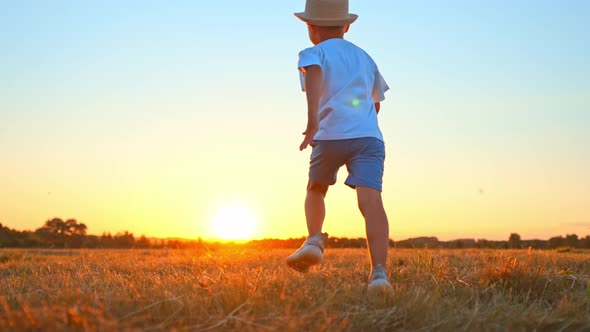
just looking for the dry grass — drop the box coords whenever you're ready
[0,248,589,331]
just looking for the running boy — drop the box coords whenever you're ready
[286,0,394,298]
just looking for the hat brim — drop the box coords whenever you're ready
[294,12,358,26]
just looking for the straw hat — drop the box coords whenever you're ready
[294,0,358,26]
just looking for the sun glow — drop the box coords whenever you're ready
[209,203,259,241]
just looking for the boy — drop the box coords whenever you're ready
[286,0,394,300]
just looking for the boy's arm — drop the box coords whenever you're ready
[375,102,381,114]
[299,65,322,151]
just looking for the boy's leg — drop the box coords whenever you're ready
[305,181,329,236]
[356,186,389,268]
[357,186,394,304]
[285,181,330,272]
[344,138,388,267]
[286,140,341,272]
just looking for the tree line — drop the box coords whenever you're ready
[0,219,204,249]
[388,233,590,250]
[1,219,589,250]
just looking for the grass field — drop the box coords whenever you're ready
[1,247,589,331]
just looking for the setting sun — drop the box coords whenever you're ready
[209,203,259,241]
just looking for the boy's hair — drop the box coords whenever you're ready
[308,24,347,31]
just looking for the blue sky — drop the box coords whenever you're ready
[1,1,589,240]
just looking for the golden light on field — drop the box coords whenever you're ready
[209,203,259,241]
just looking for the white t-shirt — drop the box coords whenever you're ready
[298,38,389,141]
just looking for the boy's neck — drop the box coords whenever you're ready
[318,35,344,43]
[316,29,345,43]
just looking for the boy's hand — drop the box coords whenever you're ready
[300,123,318,150]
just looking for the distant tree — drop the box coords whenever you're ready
[526,239,546,249]
[36,218,68,247]
[0,223,19,247]
[20,231,42,247]
[34,218,88,248]
[113,231,135,248]
[64,219,87,247]
[136,235,151,248]
[565,234,579,248]
[64,219,76,235]
[509,233,522,249]
[396,237,439,248]
[476,239,496,248]
[75,223,88,235]
[83,235,101,248]
[548,236,565,249]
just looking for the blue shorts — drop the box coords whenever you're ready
[309,137,385,192]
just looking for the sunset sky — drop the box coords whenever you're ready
[1,1,589,242]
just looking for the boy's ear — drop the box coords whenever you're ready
[344,25,350,33]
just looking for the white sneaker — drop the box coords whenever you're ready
[367,264,394,305]
[285,233,328,273]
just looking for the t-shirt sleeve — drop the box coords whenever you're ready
[297,47,323,92]
[372,69,390,102]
